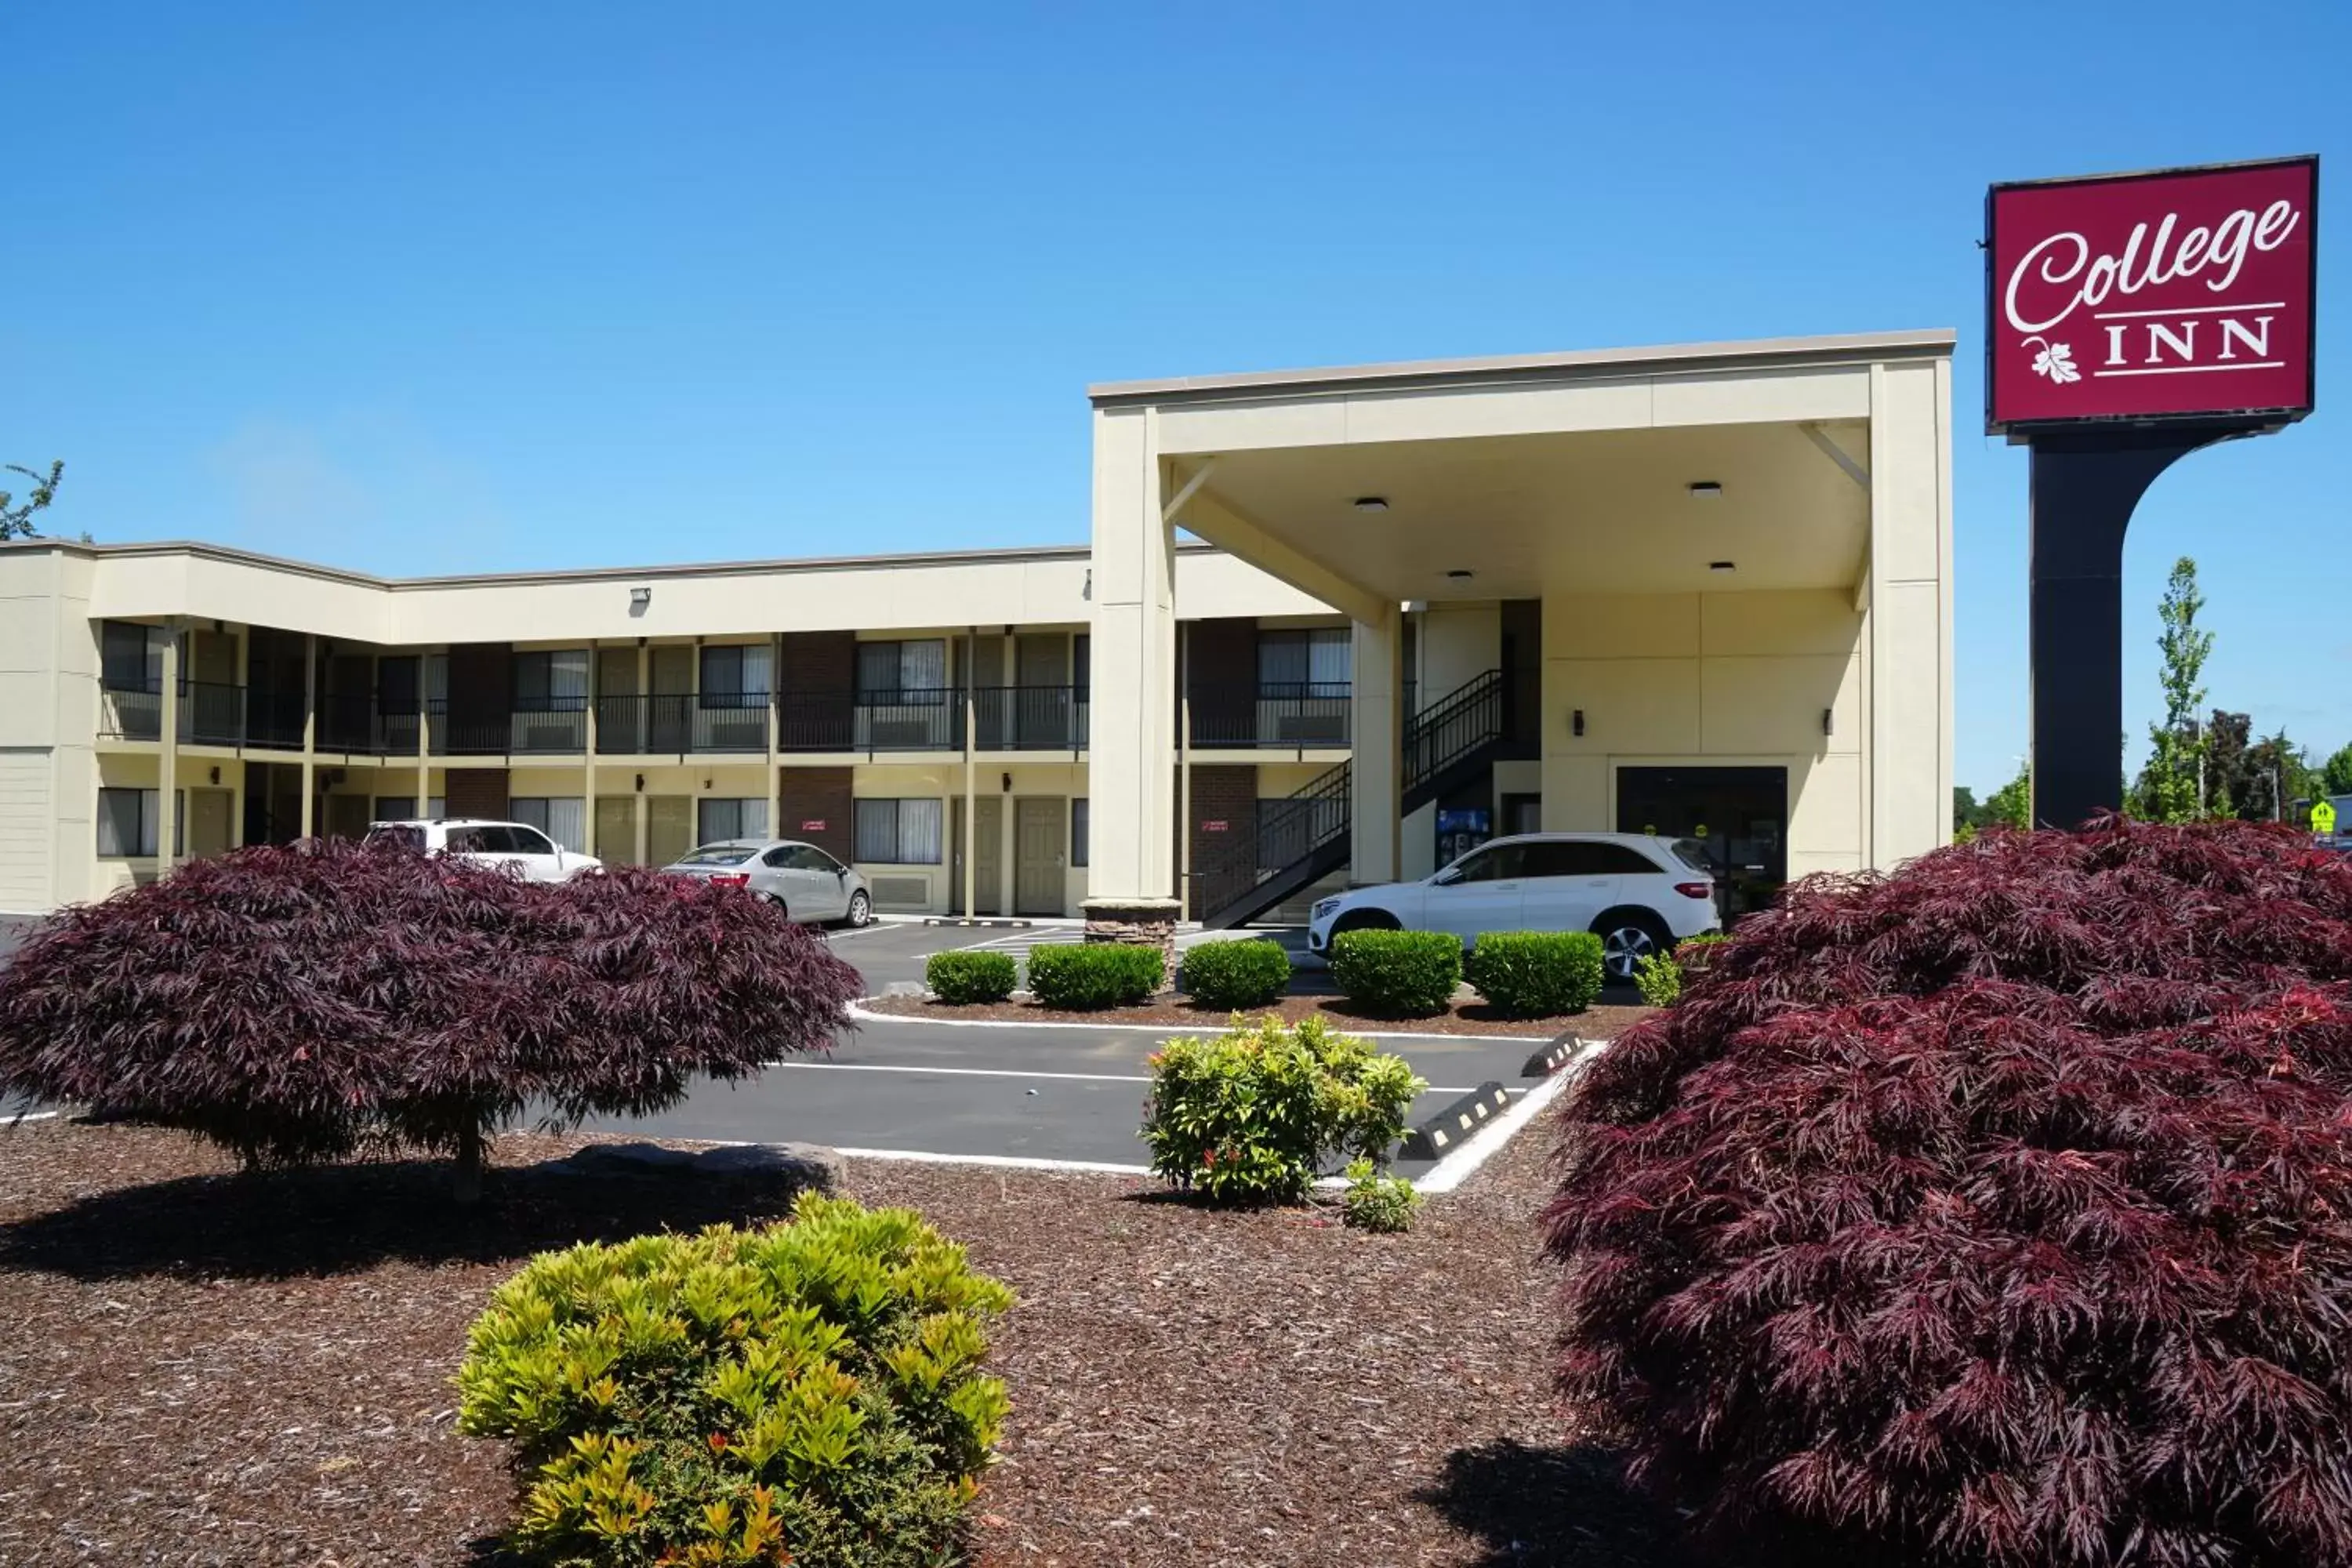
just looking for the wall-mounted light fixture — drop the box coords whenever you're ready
[1352,495,1389,513]
[1445,568,1475,582]
[208,765,220,786]
[1688,481,1723,499]
[1573,708,1586,738]
[1001,771,1013,793]
[1823,707,1836,737]
[1709,561,1737,573]
[629,586,652,613]
[634,773,645,792]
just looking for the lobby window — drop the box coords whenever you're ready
[699,644,773,710]
[513,650,589,713]
[96,787,160,857]
[856,639,947,702]
[1257,629,1349,699]
[1071,797,1088,868]
[854,797,943,863]
[511,797,588,852]
[697,797,769,845]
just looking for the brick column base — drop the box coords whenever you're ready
[1080,897,1181,990]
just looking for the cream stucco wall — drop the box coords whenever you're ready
[1538,589,1865,872]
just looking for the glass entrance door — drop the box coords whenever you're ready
[1615,766,1788,921]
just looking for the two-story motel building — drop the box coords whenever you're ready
[0,329,1955,930]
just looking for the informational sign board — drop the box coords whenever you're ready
[800,819,826,833]
[1200,820,1227,833]
[2314,800,2339,837]
[1987,157,2318,434]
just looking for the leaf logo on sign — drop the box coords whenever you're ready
[2025,336,2082,386]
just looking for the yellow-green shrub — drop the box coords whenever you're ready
[456,1192,1014,1568]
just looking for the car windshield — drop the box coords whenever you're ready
[674,844,757,867]
[1668,837,1717,876]
[364,824,425,853]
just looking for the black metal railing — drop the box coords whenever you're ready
[854,688,956,751]
[1192,682,1352,749]
[1192,670,1506,927]
[183,681,246,746]
[593,693,770,756]
[974,686,1087,751]
[96,682,162,740]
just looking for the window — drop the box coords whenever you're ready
[510,797,586,851]
[365,823,426,853]
[699,644,773,709]
[513,649,589,712]
[373,795,447,822]
[856,639,948,702]
[377,656,421,717]
[780,844,840,872]
[1071,797,1088,867]
[698,797,768,844]
[1073,635,1091,699]
[507,825,556,856]
[679,844,757,867]
[96,787,159,857]
[1256,629,1349,697]
[855,797,942,863]
[1450,843,1527,883]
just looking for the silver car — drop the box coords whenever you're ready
[660,839,874,927]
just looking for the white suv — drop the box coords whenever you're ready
[363,818,603,883]
[1308,832,1721,982]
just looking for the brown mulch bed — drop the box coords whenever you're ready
[0,1119,1692,1568]
[864,989,1660,1040]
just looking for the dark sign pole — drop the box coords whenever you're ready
[2026,430,2224,828]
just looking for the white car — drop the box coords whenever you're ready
[363,818,603,883]
[1308,832,1721,982]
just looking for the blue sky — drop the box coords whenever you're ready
[5,2,2344,793]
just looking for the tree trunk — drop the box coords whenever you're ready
[453,1122,485,1207]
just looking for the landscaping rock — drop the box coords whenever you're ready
[691,1142,843,1191]
[558,1139,699,1174]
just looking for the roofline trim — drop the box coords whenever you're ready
[1087,328,1959,405]
[0,535,1231,591]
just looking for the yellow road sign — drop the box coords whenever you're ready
[2314,799,2339,836]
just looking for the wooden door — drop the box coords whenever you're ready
[187,789,233,858]
[594,796,637,862]
[647,794,693,866]
[1014,796,1066,916]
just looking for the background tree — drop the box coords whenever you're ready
[1951,786,1981,838]
[2203,708,2251,818]
[2326,742,2352,798]
[0,460,64,540]
[1982,763,2031,830]
[2133,556,2212,823]
[2241,729,2318,822]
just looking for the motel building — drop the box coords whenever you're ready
[0,329,1954,933]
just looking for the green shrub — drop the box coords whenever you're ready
[1178,938,1293,1008]
[1340,1157,1421,1232]
[1025,942,1163,1010]
[1633,950,1682,1007]
[457,1192,1014,1568]
[1142,1015,1426,1204]
[1677,931,1731,971]
[1328,928,1462,1016]
[924,949,1016,1005]
[1464,931,1606,1018]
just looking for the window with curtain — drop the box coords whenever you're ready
[1071,797,1089,867]
[697,797,769,844]
[856,640,947,704]
[96,787,158,857]
[1256,629,1350,697]
[854,797,942,863]
[509,797,587,851]
[513,649,590,712]
[699,644,773,709]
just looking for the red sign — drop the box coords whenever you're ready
[1200,820,1228,833]
[800,819,826,833]
[1987,157,2317,433]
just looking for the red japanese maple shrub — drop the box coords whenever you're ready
[0,840,860,1198]
[1544,817,2352,1568]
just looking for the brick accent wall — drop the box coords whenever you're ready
[1185,618,1257,742]
[779,766,854,864]
[445,767,510,820]
[1185,763,1258,915]
[780,631,855,699]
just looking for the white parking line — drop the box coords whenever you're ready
[761,1059,1501,1094]
[1417,1054,1586,1193]
[844,998,1547,1044]
[839,1146,1153,1176]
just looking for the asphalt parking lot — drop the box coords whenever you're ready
[600,919,1557,1178]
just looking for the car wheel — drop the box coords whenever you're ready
[1330,909,1401,938]
[1594,912,1671,985]
[764,893,790,920]
[845,889,873,927]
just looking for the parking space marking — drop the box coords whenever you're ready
[839,1146,1154,1175]
[842,999,1548,1044]
[762,1060,1501,1094]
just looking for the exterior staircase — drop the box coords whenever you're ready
[1194,669,1508,930]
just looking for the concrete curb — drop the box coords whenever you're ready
[1399,1081,1512,1162]
[844,997,1550,1044]
[1521,1034,1588,1077]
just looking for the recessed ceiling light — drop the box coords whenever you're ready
[1709,560,1737,572]
[1688,481,1723,499]
[1352,495,1389,512]
[1445,568,1475,581]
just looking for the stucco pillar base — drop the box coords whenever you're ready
[1081,897,1180,986]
